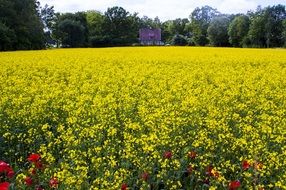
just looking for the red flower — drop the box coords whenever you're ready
[7,170,15,178]
[0,182,10,190]
[121,183,128,190]
[229,180,241,190]
[242,160,251,170]
[28,154,41,163]
[25,176,33,186]
[49,177,59,188]
[141,172,149,181]
[0,161,10,172]
[163,151,172,159]
[35,161,44,169]
[0,161,14,178]
[187,165,193,174]
[188,151,197,159]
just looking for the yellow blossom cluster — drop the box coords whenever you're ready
[0,47,286,189]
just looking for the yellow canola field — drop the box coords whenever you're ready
[0,47,286,189]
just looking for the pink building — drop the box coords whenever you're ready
[139,28,163,45]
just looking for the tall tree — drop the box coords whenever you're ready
[0,0,45,50]
[103,6,140,45]
[168,18,189,35]
[52,12,89,47]
[40,4,56,46]
[85,10,105,46]
[283,19,286,47]
[264,5,286,48]
[228,15,250,47]
[247,9,266,47]
[207,16,230,46]
[189,5,220,46]
[248,5,286,48]
[41,4,55,31]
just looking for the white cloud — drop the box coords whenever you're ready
[218,0,257,14]
[38,0,285,21]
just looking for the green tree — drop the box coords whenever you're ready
[0,22,16,50]
[283,19,286,47]
[171,34,188,46]
[103,6,140,45]
[85,10,105,47]
[248,10,266,47]
[207,16,230,47]
[189,5,220,46]
[40,4,56,46]
[248,5,286,48]
[168,18,189,35]
[58,19,85,47]
[264,5,286,48]
[228,15,250,47]
[52,12,89,47]
[0,0,45,50]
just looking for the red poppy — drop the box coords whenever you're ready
[187,165,193,174]
[163,151,172,159]
[121,183,128,190]
[0,161,14,178]
[229,180,241,190]
[242,160,251,170]
[0,161,9,173]
[0,182,10,190]
[7,170,15,178]
[28,154,41,163]
[49,177,59,188]
[35,161,44,169]
[141,172,149,181]
[25,176,33,186]
[188,151,197,159]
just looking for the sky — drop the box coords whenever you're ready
[38,0,286,21]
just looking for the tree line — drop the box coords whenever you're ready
[1,0,286,51]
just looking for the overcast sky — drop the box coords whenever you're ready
[38,0,286,21]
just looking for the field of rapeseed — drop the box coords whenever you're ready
[0,47,286,189]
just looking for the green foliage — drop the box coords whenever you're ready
[0,0,45,51]
[58,19,86,48]
[248,5,286,48]
[189,6,220,46]
[283,20,286,47]
[0,22,16,51]
[228,15,250,47]
[171,34,188,46]
[1,2,286,50]
[103,6,140,45]
[86,10,105,47]
[208,16,230,47]
[52,12,88,47]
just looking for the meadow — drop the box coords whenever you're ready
[0,47,286,189]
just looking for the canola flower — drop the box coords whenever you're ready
[0,47,286,189]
